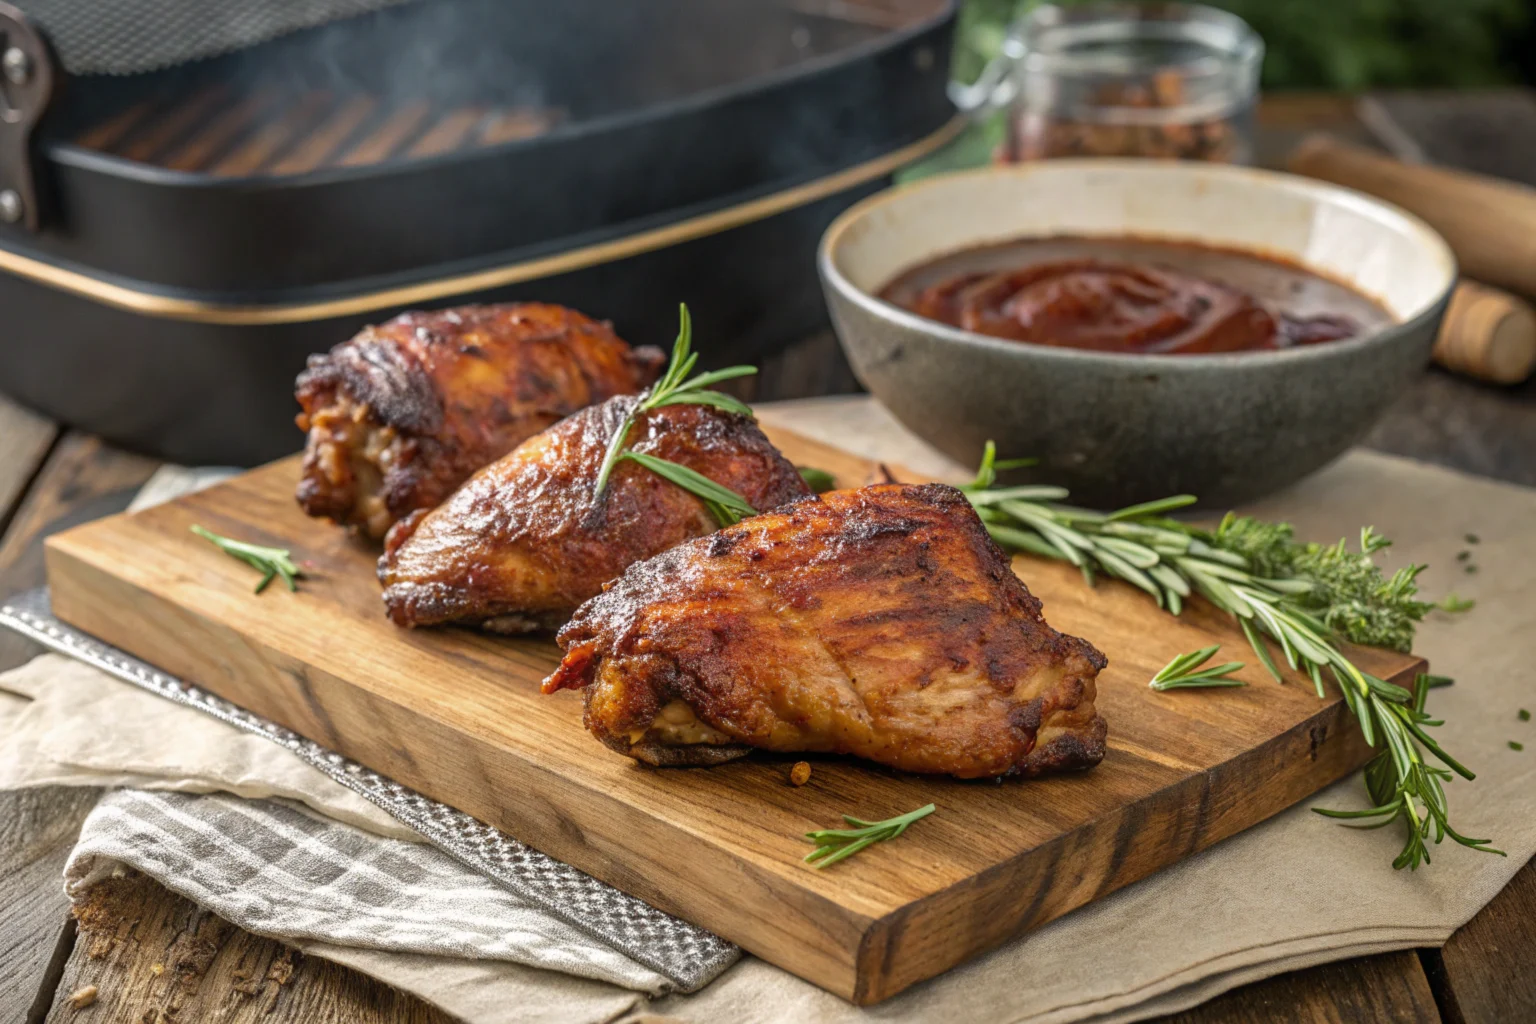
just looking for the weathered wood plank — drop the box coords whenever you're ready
[0,433,160,673]
[1421,856,1536,1023]
[0,430,158,1019]
[40,429,1418,1004]
[0,396,57,537]
[46,871,452,1023]
[0,788,100,1024]
[1153,950,1440,1024]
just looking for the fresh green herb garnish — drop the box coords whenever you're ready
[1150,646,1247,691]
[1511,741,1525,752]
[798,466,838,493]
[804,804,934,869]
[1465,533,1480,545]
[1439,594,1476,613]
[191,526,303,593]
[618,451,757,527]
[1520,709,1531,721]
[961,442,1501,870]
[591,304,759,526]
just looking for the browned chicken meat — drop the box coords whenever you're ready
[543,483,1108,778]
[378,396,811,633]
[295,303,664,538]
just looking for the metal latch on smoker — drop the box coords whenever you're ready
[0,2,57,232]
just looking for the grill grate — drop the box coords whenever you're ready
[17,0,419,76]
[70,87,559,176]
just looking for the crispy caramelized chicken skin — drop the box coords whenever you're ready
[378,396,811,633]
[295,304,664,538]
[543,484,1108,778]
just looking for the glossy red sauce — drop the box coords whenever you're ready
[879,237,1389,355]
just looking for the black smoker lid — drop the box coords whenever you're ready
[0,0,958,309]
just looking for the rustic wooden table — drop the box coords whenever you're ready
[2,92,1534,1023]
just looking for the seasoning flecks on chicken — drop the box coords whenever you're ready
[295,303,664,538]
[378,396,811,633]
[542,483,1109,779]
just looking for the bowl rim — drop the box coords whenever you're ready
[818,159,1458,370]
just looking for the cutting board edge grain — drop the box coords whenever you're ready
[851,686,1386,1003]
[40,429,1423,1006]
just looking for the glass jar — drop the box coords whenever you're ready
[953,2,1263,165]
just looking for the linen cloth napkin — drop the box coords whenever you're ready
[0,396,1532,1024]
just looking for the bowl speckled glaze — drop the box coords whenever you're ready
[818,161,1456,508]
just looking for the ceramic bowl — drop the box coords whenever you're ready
[817,160,1456,508]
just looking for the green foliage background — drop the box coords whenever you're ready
[955,0,1534,90]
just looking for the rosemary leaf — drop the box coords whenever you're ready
[797,466,838,493]
[804,803,934,868]
[1104,494,1198,521]
[618,451,757,526]
[191,526,302,594]
[1150,646,1246,691]
[650,390,755,417]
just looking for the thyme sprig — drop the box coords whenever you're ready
[592,304,759,526]
[1150,646,1246,691]
[804,803,934,868]
[961,444,1501,870]
[191,526,303,593]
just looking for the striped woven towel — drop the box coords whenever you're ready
[64,789,670,993]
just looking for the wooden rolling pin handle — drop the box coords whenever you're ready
[1289,134,1536,299]
[1435,280,1536,385]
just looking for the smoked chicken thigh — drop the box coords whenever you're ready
[378,396,810,633]
[296,303,663,538]
[543,483,1109,778]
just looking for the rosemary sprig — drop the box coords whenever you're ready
[804,803,934,868]
[191,526,303,593]
[618,451,757,526]
[591,304,759,526]
[1150,646,1246,691]
[961,443,1501,870]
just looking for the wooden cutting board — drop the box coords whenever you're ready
[43,426,1421,1005]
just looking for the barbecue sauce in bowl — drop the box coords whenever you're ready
[879,237,1390,355]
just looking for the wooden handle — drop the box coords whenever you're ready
[1289,134,1536,298]
[1435,280,1536,385]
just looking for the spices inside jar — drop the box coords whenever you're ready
[1013,68,1244,162]
[983,3,1263,164]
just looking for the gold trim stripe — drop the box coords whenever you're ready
[0,117,964,325]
